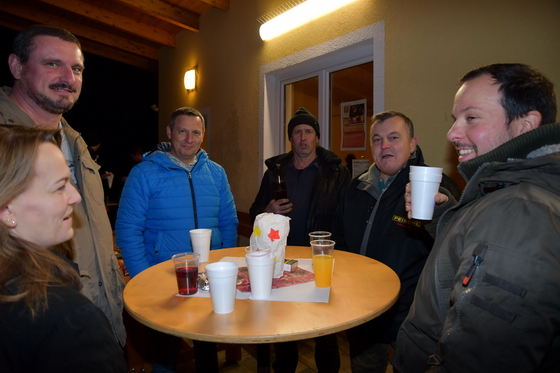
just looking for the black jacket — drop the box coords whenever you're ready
[0,257,127,373]
[250,146,351,244]
[331,146,461,346]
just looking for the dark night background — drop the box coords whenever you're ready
[0,25,159,201]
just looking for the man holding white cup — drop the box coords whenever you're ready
[332,111,460,373]
[395,64,560,372]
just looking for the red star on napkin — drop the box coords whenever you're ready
[268,228,280,242]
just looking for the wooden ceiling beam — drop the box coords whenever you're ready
[1,3,160,60]
[37,0,176,47]
[113,0,200,32]
[0,17,157,72]
[79,39,158,72]
[200,0,230,11]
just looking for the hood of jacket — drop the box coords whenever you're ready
[144,142,208,170]
[458,122,560,204]
[459,123,560,179]
[358,146,425,186]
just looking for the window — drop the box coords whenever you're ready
[258,22,385,180]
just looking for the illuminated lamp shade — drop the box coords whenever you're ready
[259,0,358,41]
[184,69,196,90]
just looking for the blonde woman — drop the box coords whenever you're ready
[0,125,126,372]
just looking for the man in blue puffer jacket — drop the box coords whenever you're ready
[116,107,238,277]
[116,106,238,373]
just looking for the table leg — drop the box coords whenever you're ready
[257,343,271,373]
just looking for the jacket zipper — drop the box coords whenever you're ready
[462,243,488,287]
[188,172,198,229]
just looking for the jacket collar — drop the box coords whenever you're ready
[145,142,208,169]
[359,146,426,185]
[458,122,560,180]
[265,146,342,170]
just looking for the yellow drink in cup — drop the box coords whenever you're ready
[313,254,334,288]
[310,239,335,288]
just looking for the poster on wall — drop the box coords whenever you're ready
[352,159,371,179]
[340,99,367,151]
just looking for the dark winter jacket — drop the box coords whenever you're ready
[250,146,350,244]
[0,256,127,373]
[332,146,460,346]
[394,123,560,373]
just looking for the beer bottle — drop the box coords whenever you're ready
[272,164,287,200]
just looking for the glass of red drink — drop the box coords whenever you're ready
[172,252,200,295]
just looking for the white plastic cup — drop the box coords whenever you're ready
[205,262,238,314]
[246,254,275,300]
[410,165,443,175]
[190,229,212,262]
[244,247,271,258]
[409,166,443,220]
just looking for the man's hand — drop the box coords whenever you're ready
[404,182,449,219]
[265,199,293,215]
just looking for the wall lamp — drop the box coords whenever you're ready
[184,69,196,90]
[258,0,358,41]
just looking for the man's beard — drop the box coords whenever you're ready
[27,83,78,114]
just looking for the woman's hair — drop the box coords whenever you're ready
[0,125,81,317]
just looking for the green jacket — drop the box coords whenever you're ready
[0,87,126,346]
[394,123,560,372]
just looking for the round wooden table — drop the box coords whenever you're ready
[123,246,400,344]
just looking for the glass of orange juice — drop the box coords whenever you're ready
[311,239,335,288]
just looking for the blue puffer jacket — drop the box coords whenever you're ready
[116,145,238,278]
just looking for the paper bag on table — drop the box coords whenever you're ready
[249,213,290,278]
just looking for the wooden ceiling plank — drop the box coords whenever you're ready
[2,3,160,60]
[199,0,229,11]
[0,17,156,72]
[79,39,158,72]
[113,0,200,32]
[36,0,176,47]
[0,19,29,34]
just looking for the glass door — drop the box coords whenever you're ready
[282,61,373,177]
[284,76,319,153]
[330,61,373,177]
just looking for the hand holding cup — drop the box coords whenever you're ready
[405,183,450,219]
[408,166,444,220]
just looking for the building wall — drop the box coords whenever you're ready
[158,0,560,211]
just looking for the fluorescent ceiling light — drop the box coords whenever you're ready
[259,0,358,41]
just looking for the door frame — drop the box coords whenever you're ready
[258,21,385,180]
